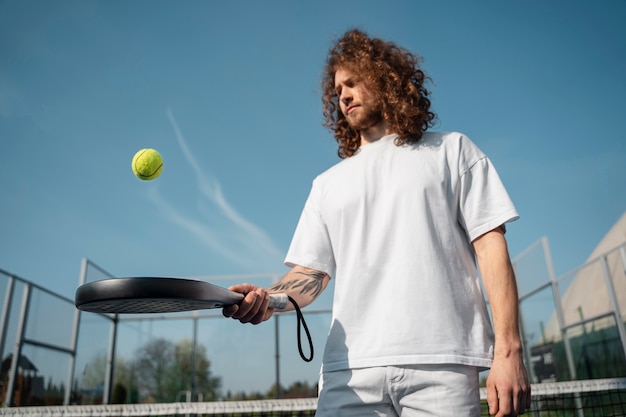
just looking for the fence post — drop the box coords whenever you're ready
[599,254,626,362]
[0,276,15,365]
[543,238,578,380]
[64,258,89,405]
[275,313,281,399]
[5,284,31,407]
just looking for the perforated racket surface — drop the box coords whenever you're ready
[75,277,287,314]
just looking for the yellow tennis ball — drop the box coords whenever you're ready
[132,148,163,180]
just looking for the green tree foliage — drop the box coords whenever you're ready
[80,352,133,404]
[283,380,317,398]
[133,338,221,402]
[81,340,321,404]
[134,338,174,402]
[267,380,317,399]
[227,380,317,401]
[170,339,221,401]
[80,353,107,391]
[111,382,127,404]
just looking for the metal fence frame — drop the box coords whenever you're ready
[0,269,79,406]
[515,238,626,383]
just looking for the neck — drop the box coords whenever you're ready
[360,120,391,146]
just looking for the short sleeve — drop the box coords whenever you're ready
[284,181,336,277]
[458,156,519,242]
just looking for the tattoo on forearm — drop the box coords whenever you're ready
[270,271,326,298]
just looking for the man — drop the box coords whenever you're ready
[223,29,531,417]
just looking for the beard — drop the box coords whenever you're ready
[345,102,384,131]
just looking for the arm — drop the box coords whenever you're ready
[473,227,531,417]
[222,265,330,325]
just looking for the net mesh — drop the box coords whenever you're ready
[480,377,626,417]
[0,378,624,416]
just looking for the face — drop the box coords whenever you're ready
[334,67,383,132]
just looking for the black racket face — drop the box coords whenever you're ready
[77,298,231,314]
[75,277,244,314]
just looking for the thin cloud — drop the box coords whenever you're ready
[150,108,284,270]
[146,187,244,266]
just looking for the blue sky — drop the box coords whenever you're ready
[1,0,625,395]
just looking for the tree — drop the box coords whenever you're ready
[267,380,317,399]
[79,352,133,404]
[133,338,221,403]
[170,339,221,401]
[283,380,317,398]
[81,353,108,392]
[134,338,174,402]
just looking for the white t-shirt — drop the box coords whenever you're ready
[285,132,518,372]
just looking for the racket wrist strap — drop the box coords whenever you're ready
[287,296,314,362]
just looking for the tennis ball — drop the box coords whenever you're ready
[132,148,163,180]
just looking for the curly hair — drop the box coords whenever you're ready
[322,29,437,158]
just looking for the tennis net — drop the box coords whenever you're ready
[479,377,626,416]
[0,377,624,416]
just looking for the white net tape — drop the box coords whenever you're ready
[0,398,318,416]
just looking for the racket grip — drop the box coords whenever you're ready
[268,293,289,310]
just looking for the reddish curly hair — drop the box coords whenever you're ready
[322,29,437,158]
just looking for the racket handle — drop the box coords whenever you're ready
[268,293,289,310]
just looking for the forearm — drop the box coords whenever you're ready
[268,265,330,311]
[474,227,532,415]
[474,228,523,356]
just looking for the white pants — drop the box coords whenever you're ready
[315,364,481,417]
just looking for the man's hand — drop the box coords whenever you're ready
[222,284,274,324]
[486,352,531,416]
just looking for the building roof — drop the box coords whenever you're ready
[542,211,626,342]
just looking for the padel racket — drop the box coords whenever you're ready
[75,277,289,314]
